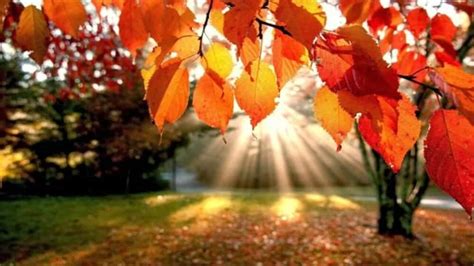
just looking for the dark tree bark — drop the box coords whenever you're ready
[357,125,430,238]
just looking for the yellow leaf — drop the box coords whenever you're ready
[314,86,354,151]
[202,43,233,80]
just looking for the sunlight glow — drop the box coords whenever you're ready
[305,193,360,210]
[178,71,367,190]
[170,196,232,223]
[272,196,303,221]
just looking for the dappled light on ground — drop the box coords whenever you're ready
[271,196,303,221]
[2,193,473,265]
[305,193,361,210]
[170,196,233,224]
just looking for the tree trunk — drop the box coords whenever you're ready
[376,167,415,238]
[357,125,425,238]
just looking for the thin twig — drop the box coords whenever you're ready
[198,0,214,56]
[398,74,442,96]
[255,18,292,36]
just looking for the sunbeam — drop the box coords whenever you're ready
[175,68,367,192]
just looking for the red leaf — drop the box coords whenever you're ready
[368,7,403,34]
[434,51,462,67]
[394,50,427,87]
[316,25,400,99]
[406,7,429,38]
[431,14,457,42]
[425,110,474,216]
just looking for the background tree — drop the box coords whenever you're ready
[0,8,191,195]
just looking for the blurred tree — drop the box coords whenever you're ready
[0,12,190,195]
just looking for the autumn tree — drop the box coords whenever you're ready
[1,0,473,237]
[0,6,189,195]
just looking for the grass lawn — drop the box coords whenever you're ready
[0,191,473,265]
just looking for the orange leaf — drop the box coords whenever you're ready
[100,0,125,9]
[193,72,234,134]
[141,47,161,92]
[154,35,199,66]
[274,0,326,51]
[15,6,49,64]
[119,0,148,57]
[425,110,474,216]
[210,8,224,35]
[141,1,197,43]
[43,0,87,38]
[359,96,420,173]
[430,65,474,125]
[91,0,102,13]
[338,91,420,172]
[316,25,400,99]
[240,37,260,68]
[235,60,279,128]
[167,0,186,14]
[223,0,261,48]
[314,86,354,151]
[339,0,379,24]
[146,59,189,132]
[0,0,10,32]
[273,31,309,88]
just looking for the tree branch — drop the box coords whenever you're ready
[355,121,379,189]
[199,0,214,56]
[255,18,292,36]
[398,74,442,96]
[457,21,474,61]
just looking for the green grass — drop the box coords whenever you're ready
[0,191,360,261]
[0,193,186,256]
[0,190,471,265]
